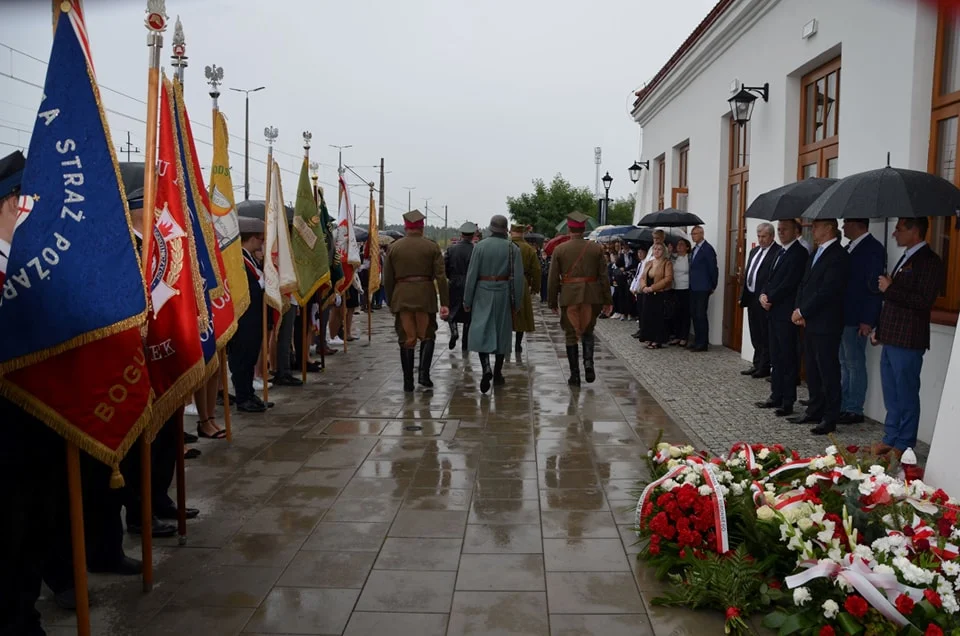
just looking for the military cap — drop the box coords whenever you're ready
[239,216,265,234]
[459,222,477,235]
[403,209,425,224]
[567,211,589,229]
[0,150,25,200]
[510,223,526,233]
[119,161,146,208]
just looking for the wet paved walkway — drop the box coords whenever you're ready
[39,306,744,636]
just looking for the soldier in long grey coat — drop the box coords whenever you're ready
[463,215,525,394]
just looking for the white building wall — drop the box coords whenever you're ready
[632,0,951,444]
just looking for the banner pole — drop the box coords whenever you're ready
[342,302,348,353]
[261,150,273,405]
[301,306,309,383]
[66,444,91,636]
[219,349,232,441]
[175,407,187,544]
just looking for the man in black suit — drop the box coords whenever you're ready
[790,220,850,435]
[228,217,269,413]
[755,219,807,416]
[740,222,780,378]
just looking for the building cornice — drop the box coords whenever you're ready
[631,0,780,126]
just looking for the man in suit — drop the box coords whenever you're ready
[740,222,780,378]
[688,225,718,352]
[755,219,807,417]
[838,219,885,424]
[790,220,850,435]
[873,217,945,456]
[228,217,269,412]
[445,222,476,352]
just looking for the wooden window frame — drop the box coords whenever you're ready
[678,144,689,188]
[656,156,666,210]
[797,58,841,249]
[671,187,688,209]
[928,10,960,324]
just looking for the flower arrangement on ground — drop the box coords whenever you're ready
[635,437,960,635]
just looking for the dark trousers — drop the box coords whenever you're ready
[690,291,710,347]
[293,303,314,367]
[0,404,66,636]
[81,454,126,570]
[804,330,843,424]
[276,307,296,377]
[769,319,799,408]
[746,296,771,371]
[672,289,690,341]
[123,414,178,525]
[228,305,263,402]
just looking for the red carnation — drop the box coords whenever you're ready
[768,579,782,590]
[915,538,931,552]
[925,589,943,609]
[895,594,916,616]
[846,445,860,453]
[904,525,915,537]
[679,549,687,558]
[791,450,801,460]
[676,485,698,509]
[648,543,660,555]
[926,625,944,636]
[656,492,675,507]
[725,607,741,620]
[932,489,950,505]
[938,517,954,538]
[844,595,869,619]
[773,444,785,452]
[819,627,836,636]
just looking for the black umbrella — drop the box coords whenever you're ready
[746,178,838,220]
[523,232,545,245]
[637,208,704,227]
[355,226,369,242]
[802,165,960,220]
[622,227,684,249]
[382,229,404,240]
[236,199,295,223]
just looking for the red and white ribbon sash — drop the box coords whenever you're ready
[635,465,686,529]
[729,442,757,471]
[702,464,730,553]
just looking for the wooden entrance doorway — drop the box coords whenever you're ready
[722,118,749,350]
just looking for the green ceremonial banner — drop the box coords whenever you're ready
[319,185,344,307]
[291,157,331,305]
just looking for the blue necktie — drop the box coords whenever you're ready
[813,245,824,266]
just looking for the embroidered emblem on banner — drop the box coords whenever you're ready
[150,203,186,316]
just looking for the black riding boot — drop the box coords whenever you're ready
[515,332,524,354]
[462,325,469,352]
[566,345,581,387]
[582,333,596,384]
[479,353,493,394]
[401,347,415,393]
[493,354,506,386]
[418,340,435,388]
[448,323,459,350]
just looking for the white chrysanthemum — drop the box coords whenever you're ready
[823,455,837,467]
[943,561,960,578]
[720,471,735,484]
[698,485,713,496]
[791,479,802,488]
[874,563,895,576]
[718,485,730,497]
[869,465,886,476]
[727,457,742,468]
[952,527,960,541]
[766,483,776,493]
[661,479,679,491]
[759,448,770,460]
[859,479,877,496]
[793,587,812,606]
[805,474,821,488]
[938,580,955,598]
[731,483,744,496]
[943,592,959,615]
[822,599,839,618]
[827,547,843,563]
[682,471,700,485]
[835,576,854,592]
[682,445,695,454]
[853,545,875,562]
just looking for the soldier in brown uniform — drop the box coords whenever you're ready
[547,212,612,386]
[383,210,450,392]
[510,223,541,354]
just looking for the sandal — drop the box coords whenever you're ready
[646,343,662,350]
[197,418,227,440]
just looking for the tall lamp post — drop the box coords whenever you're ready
[228,85,265,200]
[600,171,613,225]
[403,186,416,212]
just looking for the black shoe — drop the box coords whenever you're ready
[449,334,458,350]
[810,422,837,435]
[306,361,322,372]
[799,399,810,407]
[156,506,199,520]
[418,340,436,388]
[273,374,303,387]
[740,367,758,376]
[88,556,142,576]
[183,432,199,443]
[765,377,772,383]
[775,407,795,417]
[582,334,596,384]
[493,354,506,386]
[755,400,778,409]
[566,345,581,387]
[127,517,177,538]
[479,353,493,394]
[787,414,819,424]
[237,398,267,413]
[751,369,771,379]
[401,347,416,393]
[631,330,642,338]
[839,412,865,425]
[53,588,76,611]
[215,393,236,406]
[515,333,524,354]
[689,345,708,352]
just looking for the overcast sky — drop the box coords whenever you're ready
[0,0,716,227]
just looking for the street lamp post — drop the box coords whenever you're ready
[228,85,265,200]
[601,171,613,225]
[403,186,416,212]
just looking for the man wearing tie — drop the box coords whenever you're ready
[739,222,780,378]
[688,225,719,352]
[790,220,849,435]
[839,219,885,425]
[755,219,807,416]
[873,218,945,456]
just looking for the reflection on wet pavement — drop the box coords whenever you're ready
[39,307,735,635]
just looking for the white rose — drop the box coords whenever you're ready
[756,506,776,521]
[759,448,771,460]
[825,445,838,456]
[823,455,837,467]
[797,518,814,532]
[822,599,839,618]
[793,587,812,606]
[669,447,683,458]
[657,442,670,451]
[682,445,695,454]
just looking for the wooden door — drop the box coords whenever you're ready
[722,173,747,350]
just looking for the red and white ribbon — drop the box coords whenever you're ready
[702,464,730,553]
[729,443,757,471]
[769,459,816,479]
[749,481,766,508]
[635,464,687,529]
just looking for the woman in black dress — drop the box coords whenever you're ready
[638,243,674,349]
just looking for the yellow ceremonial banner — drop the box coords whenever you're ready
[368,191,381,295]
[208,110,251,317]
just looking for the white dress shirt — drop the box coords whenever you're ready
[893,241,927,276]
[745,245,771,293]
[846,233,869,253]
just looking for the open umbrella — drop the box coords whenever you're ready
[382,229,404,240]
[637,208,704,227]
[802,164,960,220]
[593,225,635,243]
[544,234,571,256]
[554,216,598,234]
[377,232,395,245]
[237,199,295,223]
[622,227,685,249]
[746,178,838,220]
[523,232,545,245]
[354,226,369,242]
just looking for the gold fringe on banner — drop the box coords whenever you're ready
[144,359,205,443]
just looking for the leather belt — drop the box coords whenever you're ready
[562,276,597,284]
[396,276,431,283]
[479,276,509,281]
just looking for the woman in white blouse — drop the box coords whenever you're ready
[670,238,691,347]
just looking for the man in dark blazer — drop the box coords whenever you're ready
[839,219,885,424]
[688,225,719,352]
[790,220,850,435]
[740,222,781,378]
[755,219,807,416]
[873,217,945,455]
[229,217,269,413]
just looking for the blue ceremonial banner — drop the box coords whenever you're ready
[0,11,147,373]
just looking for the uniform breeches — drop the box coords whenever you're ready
[395,311,437,347]
[561,304,600,345]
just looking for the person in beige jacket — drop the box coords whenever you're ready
[638,242,674,349]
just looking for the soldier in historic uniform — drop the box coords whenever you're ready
[510,223,541,354]
[463,215,526,393]
[548,211,612,386]
[445,222,477,352]
[383,210,450,392]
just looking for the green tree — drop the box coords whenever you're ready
[606,194,637,227]
[507,174,596,238]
